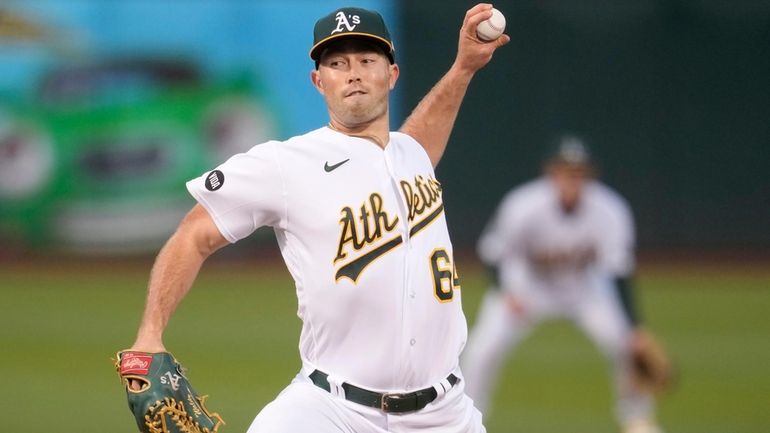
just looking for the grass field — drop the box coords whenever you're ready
[1,254,768,433]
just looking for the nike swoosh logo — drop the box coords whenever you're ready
[324,158,350,172]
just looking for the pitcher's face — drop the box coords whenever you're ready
[312,40,399,128]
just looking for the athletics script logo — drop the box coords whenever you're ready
[334,175,444,282]
[331,11,360,34]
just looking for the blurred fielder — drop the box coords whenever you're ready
[462,135,671,433]
[117,4,510,433]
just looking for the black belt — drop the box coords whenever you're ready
[309,370,459,413]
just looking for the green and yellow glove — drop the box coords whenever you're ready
[116,351,225,433]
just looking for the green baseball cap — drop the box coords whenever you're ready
[310,7,395,65]
[546,134,594,167]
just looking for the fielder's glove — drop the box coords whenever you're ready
[629,329,674,395]
[115,351,225,433]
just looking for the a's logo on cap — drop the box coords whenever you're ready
[205,170,224,191]
[331,11,360,34]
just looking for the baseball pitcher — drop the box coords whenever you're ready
[116,4,509,433]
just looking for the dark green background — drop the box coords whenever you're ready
[399,0,770,250]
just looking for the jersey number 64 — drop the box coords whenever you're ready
[430,248,461,303]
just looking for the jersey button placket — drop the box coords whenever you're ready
[384,144,414,383]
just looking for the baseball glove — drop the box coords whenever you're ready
[115,351,225,433]
[629,329,674,395]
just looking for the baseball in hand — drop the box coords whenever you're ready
[476,8,506,41]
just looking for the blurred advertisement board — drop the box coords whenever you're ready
[0,0,398,253]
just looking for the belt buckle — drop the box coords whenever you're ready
[380,392,404,412]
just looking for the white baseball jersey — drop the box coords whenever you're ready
[478,178,635,295]
[187,126,466,392]
[464,178,653,423]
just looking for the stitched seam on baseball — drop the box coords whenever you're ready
[487,21,503,32]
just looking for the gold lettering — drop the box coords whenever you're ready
[400,180,416,221]
[335,193,399,265]
[335,207,362,263]
[187,393,202,417]
[400,175,443,222]
[416,176,437,212]
[370,193,398,233]
[359,203,374,243]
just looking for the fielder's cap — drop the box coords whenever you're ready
[546,134,594,167]
[310,7,395,65]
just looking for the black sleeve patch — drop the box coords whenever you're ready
[205,170,225,191]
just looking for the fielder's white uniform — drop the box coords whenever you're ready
[462,177,656,425]
[187,126,483,433]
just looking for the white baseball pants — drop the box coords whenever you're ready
[247,372,486,433]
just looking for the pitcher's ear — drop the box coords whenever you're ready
[311,70,324,93]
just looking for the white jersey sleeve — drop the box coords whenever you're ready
[477,192,518,265]
[186,141,285,243]
[477,184,541,293]
[592,183,636,277]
